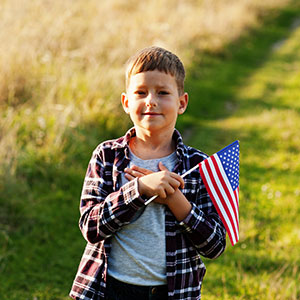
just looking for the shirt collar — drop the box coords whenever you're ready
[111,127,136,149]
[111,127,187,161]
[173,129,186,162]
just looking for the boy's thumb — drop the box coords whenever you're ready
[158,161,169,171]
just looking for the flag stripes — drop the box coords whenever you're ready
[213,155,239,231]
[199,153,239,246]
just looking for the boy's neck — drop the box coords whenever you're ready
[130,128,175,160]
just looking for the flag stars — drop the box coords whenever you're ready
[217,141,239,190]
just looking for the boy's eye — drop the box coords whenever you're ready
[159,91,169,95]
[135,90,146,95]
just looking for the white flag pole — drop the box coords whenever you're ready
[181,163,201,178]
[144,163,201,205]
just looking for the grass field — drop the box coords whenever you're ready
[0,1,300,299]
[185,7,300,300]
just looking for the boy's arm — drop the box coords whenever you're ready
[133,162,191,221]
[125,164,226,259]
[79,150,148,244]
[166,189,226,259]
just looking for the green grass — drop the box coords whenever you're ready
[1,3,300,300]
[182,5,300,300]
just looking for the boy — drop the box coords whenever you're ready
[70,46,226,300]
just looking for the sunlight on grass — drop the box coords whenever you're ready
[196,19,300,300]
[0,0,291,174]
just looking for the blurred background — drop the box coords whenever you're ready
[0,0,299,299]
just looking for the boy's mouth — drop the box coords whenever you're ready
[142,112,161,116]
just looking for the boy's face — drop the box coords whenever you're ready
[121,70,188,135]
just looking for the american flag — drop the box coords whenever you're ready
[199,141,240,246]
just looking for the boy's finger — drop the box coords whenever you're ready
[171,173,185,189]
[168,177,184,190]
[124,173,135,181]
[127,170,144,178]
[159,162,184,188]
[130,165,153,175]
[158,161,169,171]
[164,185,175,196]
[157,188,167,199]
[125,167,147,178]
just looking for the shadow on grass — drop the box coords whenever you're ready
[180,4,300,127]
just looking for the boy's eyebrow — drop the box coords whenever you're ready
[134,83,172,90]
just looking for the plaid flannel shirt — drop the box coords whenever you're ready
[70,128,226,300]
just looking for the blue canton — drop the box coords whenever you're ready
[217,141,240,191]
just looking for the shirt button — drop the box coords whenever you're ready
[151,287,157,294]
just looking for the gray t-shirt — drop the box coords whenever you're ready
[107,149,178,285]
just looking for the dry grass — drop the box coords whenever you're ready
[0,0,291,173]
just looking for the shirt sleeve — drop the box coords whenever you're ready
[78,149,146,244]
[178,182,226,259]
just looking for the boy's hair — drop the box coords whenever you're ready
[125,46,185,95]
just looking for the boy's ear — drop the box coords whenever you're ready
[121,92,130,114]
[178,92,188,115]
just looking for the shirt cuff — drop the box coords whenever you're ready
[121,177,147,209]
[179,202,205,233]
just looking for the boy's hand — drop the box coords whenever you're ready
[124,165,153,181]
[124,162,184,200]
[125,163,191,220]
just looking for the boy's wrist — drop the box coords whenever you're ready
[166,190,192,221]
[137,177,146,198]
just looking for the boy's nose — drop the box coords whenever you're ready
[145,93,157,107]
